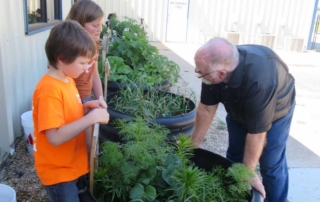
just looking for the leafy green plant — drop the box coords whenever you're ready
[106,31,179,86]
[94,118,255,202]
[108,85,194,119]
[109,16,147,40]
[107,56,133,82]
[94,117,173,202]
[28,9,38,24]
[108,31,157,69]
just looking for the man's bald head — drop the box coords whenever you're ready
[195,37,239,72]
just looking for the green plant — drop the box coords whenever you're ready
[100,25,108,39]
[106,31,179,86]
[107,56,133,82]
[216,118,227,130]
[108,31,157,69]
[94,118,255,202]
[28,9,37,24]
[108,85,194,119]
[109,16,147,40]
[94,117,173,201]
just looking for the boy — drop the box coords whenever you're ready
[32,20,109,201]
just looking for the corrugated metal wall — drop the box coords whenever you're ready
[94,0,169,41]
[0,0,72,160]
[95,0,315,49]
[187,0,315,48]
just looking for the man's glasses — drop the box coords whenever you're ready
[195,68,217,78]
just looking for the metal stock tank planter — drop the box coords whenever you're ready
[101,78,171,93]
[99,88,196,143]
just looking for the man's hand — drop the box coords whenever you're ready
[250,172,266,199]
[191,139,201,148]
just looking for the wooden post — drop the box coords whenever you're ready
[89,123,100,194]
[103,59,110,100]
[89,28,111,194]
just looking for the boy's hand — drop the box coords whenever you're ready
[98,98,107,109]
[83,99,107,112]
[90,108,110,124]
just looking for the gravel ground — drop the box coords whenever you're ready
[169,76,229,158]
[0,138,49,202]
[0,77,228,202]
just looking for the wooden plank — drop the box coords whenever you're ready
[103,59,110,100]
[89,123,100,194]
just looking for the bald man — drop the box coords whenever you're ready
[191,37,295,202]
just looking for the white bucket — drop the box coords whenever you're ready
[21,111,34,156]
[0,184,17,202]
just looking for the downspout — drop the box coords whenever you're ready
[307,0,319,49]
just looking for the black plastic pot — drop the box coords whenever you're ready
[190,148,263,202]
[101,77,171,93]
[99,92,196,143]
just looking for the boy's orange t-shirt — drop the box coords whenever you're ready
[32,74,89,185]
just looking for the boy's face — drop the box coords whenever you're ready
[60,56,93,78]
[84,17,104,42]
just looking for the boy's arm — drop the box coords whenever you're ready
[45,108,109,146]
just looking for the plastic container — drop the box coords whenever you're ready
[0,184,16,202]
[190,149,263,202]
[21,110,34,156]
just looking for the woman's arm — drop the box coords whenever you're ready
[92,62,103,99]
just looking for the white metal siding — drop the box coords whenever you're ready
[94,0,315,48]
[94,0,168,41]
[187,0,315,47]
[0,0,72,159]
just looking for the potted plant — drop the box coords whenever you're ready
[99,22,179,92]
[94,118,263,202]
[108,15,148,40]
[99,85,196,142]
[101,56,173,93]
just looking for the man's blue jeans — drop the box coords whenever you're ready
[226,104,295,202]
[44,178,80,202]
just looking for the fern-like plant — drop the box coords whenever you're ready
[95,118,255,202]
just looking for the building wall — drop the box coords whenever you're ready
[0,0,72,163]
[96,0,316,49]
[94,0,168,41]
[187,0,315,49]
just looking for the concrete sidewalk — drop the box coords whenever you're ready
[151,41,320,202]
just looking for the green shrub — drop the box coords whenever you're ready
[94,118,254,202]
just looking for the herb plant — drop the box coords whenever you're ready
[94,118,255,202]
[107,56,133,83]
[108,85,194,119]
[107,31,179,86]
[109,16,148,40]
